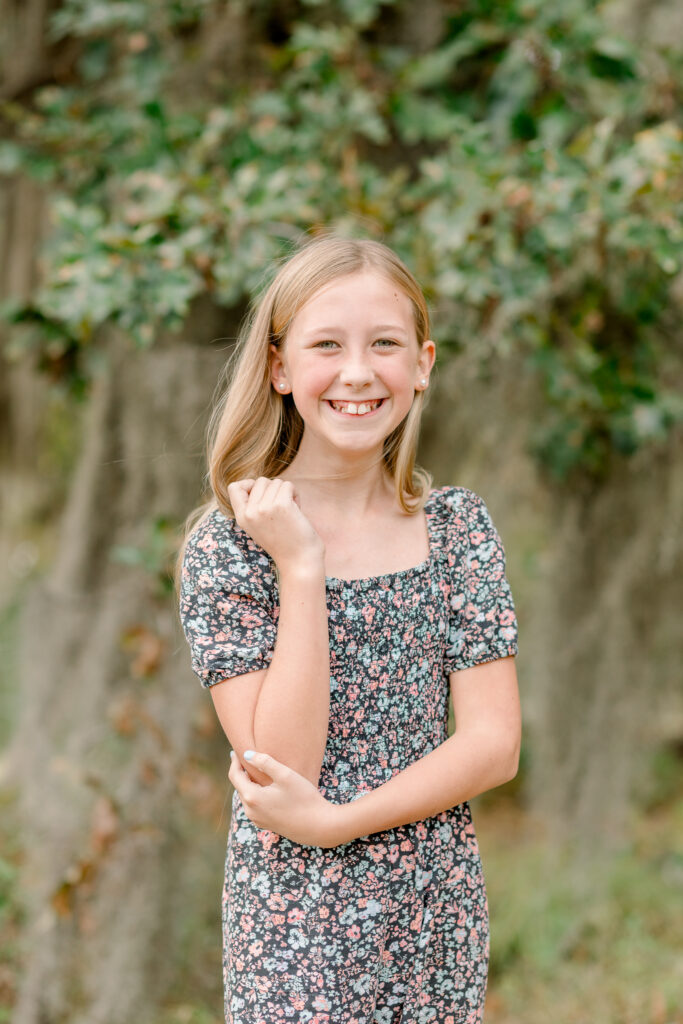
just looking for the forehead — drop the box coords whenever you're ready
[290,270,416,333]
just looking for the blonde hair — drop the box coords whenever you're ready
[173,233,434,594]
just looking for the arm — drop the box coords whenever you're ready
[228,654,520,848]
[331,654,520,844]
[251,560,330,786]
[210,478,331,788]
[209,559,330,789]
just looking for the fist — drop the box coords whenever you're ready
[227,477,324,572]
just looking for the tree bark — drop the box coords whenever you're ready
[10,302,238,1024]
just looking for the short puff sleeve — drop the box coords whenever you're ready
[444,489,519,674]
[178,512,278,687]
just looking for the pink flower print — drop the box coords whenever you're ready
[288,907,305,925]
[361,604,376,625]
[470,530,487,546]
[248,939,264,956]
[500,608,516,626]
[346,924,361,941]
[323,864,342,884]
[239,610,262,628]
[259,830,280,851]
[197,533,218,552]
[266,893,287,912]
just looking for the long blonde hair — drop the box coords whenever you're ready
[173,234,434,594]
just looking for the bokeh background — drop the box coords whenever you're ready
[1,1,682,1022]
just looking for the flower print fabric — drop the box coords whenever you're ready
[178,486,518,1024]
[443,490,518,675]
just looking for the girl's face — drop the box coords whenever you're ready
[269,270,435,459]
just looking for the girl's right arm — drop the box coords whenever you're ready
[210,477,330,788]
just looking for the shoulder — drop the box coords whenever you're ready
[429,485,505,556]
[181,507,276,599]
[429,484,489,523]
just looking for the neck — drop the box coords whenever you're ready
[280,445,395,518]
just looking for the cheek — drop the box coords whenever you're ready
[297,364,334,397]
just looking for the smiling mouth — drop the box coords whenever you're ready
[326,398,386,416]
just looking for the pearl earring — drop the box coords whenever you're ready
[420,378,427,387]
[278,383,286,390]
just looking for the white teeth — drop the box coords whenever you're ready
[330,399,381,415]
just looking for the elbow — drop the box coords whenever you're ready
[251,731,324,787]
[501,732,521,784]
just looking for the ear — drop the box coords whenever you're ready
[416,338,436,388]
[269,342,290,395]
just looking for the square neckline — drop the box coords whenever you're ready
[324,488,439,589]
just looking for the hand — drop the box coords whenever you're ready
[227,477,325,572]
[228,749,345,849]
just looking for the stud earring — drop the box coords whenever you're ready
[278,383,286,390]
[420,378,427,387]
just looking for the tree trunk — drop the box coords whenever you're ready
[10,302,237,1024]
[527,433,683,844]
[421,352,683,847]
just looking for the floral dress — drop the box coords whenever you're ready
[178,485,519,1024]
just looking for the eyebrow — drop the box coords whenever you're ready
[303,324,409,338]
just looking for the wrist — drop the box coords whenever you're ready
[276,554,325,581]
[322,799,361,848]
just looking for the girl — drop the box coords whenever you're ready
[177,235,520,1024]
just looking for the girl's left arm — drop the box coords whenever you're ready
[229,653,520,848]
[333,653,520,844]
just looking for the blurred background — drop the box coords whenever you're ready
[0,1,682,1022]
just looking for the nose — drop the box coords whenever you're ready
[338,355,374,391]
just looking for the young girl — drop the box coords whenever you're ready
[177,235,520,1024]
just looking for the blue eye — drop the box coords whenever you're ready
[313,338,397,349]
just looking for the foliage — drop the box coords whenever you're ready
[1,0,682,481]
[478,794,683,1023]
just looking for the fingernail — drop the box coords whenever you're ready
[243,749,255,761]
[229,751,234,759]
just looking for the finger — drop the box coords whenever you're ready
[227,479,254,519]
[228,751,241,790]
[246,477,272,506]
[273,480,296,507]
[229,751,257,799]
[242,750,285,780]
[262,478,285,504]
